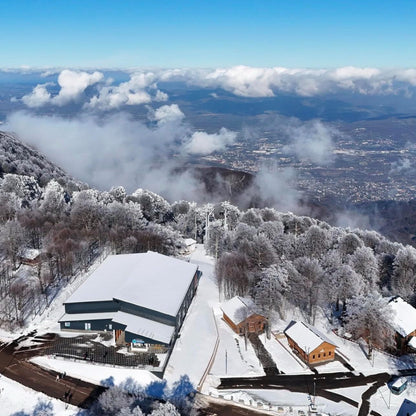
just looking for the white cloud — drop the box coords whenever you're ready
[156,66,416,97]
[20,70,103,107]
[53,69,103,105]
[87,72,168,110]
[184,127,237,155]
[17,66,416,110]
[4,111,235,200]
[21,83,52,107]
[282,120,336,165]
[153,104,184,125]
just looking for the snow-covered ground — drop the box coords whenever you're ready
[370,378,416,416]
[210,309,264,378]
[3,245,416,416]
[31,355,158,387]
[164,245,219,387]
[260,334,312,375]
[211,388,356,416]
[0,374,77,416]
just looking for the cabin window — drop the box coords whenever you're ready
[329,351,332,356]
[323,352,326,357]
[85,323,91,330]
[108,324,112,330]
[64,322,70,327]
[318,354,321,358]
[312,355,315,359]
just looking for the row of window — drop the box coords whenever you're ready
[311,350,332,360]
[64,322,112,330]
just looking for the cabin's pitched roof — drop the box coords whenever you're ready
[284,321,337,353]
[221,296,259,325]
[388,296,416,337]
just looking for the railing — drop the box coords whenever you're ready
[197,308,220,392]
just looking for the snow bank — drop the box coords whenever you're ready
[0,374,77,416]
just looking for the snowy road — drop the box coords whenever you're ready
[164,245,219,388]
[218,371,392,415]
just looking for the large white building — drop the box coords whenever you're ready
[59,251,201,347]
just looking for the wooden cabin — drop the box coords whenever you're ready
[221,296,267,335]
[388,296,416,354]
[284,321,337,365]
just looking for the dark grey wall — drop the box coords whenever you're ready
[117,299,176,326]
[59,318,125,332]
[65,300,119,314]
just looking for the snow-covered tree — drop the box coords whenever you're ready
[0,219,25,269]
[291,257,324,324]
[239,234,276,269]
[349,246,379,291]
[392,246,416,300]
[253,264,288,319]
[40,179,66,217]
[205,220,227,259]
[240,208,263,228]
[339,232,363,257]
[109,185,127,203]
[149,402,180,416]
[216,252,251,298]
[300,225,329,259]
[95,386,134,415]
[344,294,395,355]
[325,264,363,311]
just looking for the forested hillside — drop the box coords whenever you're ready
[1,132,415,356]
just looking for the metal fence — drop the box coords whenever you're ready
[46,334,159,368]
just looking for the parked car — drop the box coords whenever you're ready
[389,376,408,395]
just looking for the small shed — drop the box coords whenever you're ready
[18,248,42,266]
[284,321,337,365]
[388,296,416,353]
[221,296,267,335]
[184,238,196,252]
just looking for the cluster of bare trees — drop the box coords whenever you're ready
[207,205,416,351]
[2,168,416,353]
[0,175,185,327]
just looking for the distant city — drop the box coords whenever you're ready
[195,117,416,204]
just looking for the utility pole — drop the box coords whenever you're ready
[225,349,228,374]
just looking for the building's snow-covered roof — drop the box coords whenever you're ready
[112,311,174,344]
[221,296,257,325]
[409,337,416,350]
[184,238,196,247]
[284,321,337,353]
[65,251,198,317]
[389,296,416,337]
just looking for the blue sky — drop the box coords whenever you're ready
[1,0,415,68]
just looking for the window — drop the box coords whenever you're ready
[323,352,326,357]
[318,354,321,358]
[85,323,91,330]
[312,355,315,359]
[64,322,70,327]
[108,324,112,330]
[329,351,332,356]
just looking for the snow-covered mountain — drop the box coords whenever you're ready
[0,131,83,191]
